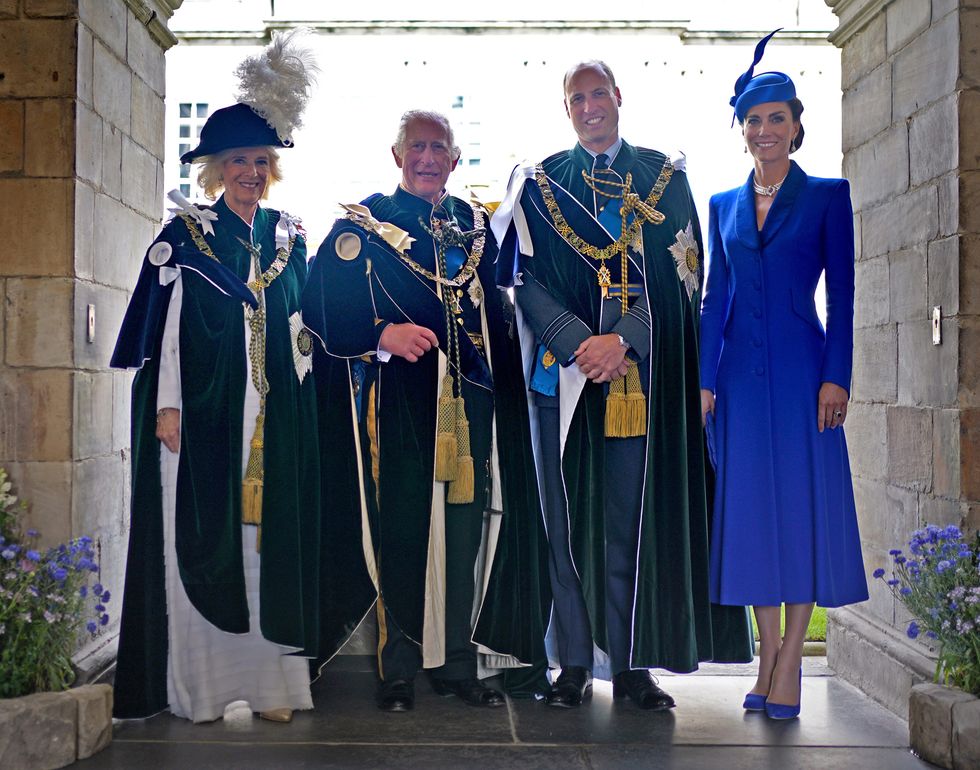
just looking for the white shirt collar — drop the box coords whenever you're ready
[582,137,623,166]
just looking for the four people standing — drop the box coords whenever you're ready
[111,30,865,725]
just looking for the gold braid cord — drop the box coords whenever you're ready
[534,159,673,438]
[180,213,295,550]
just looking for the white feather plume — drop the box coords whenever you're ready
[235,27,319,145]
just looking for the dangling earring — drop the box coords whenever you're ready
[744,145,748,154]
[790,138,797,153]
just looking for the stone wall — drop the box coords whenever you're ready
[0,0,181,674]
[826,0,980,718]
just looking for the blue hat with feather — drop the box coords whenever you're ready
[730,29,796,124]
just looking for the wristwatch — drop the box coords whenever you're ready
[616,334,631,351]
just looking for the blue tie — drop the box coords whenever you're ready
[594,153,627,238]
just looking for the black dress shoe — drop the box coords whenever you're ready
[612,669,675,711]
[378,679,414,712]
[546,666,593,708]
[431,677,505,707]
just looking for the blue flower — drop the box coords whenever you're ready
[907,622,920,639]
[873,568,885,579]
[95,604,105,613]
[1,549,16,561]
[895,556,907,564]
[26,528,39,538]
[78,585,88,598]
[889,549,902,556]
[25,550,40,562]
[900,587,912,596]
[86,621,97,634]
[936,560,953,574]
[52,567,67,582]
[887,579,899,586]
[99,614,109,626]
[93,583,104,596]
[100,590,111,603]
[926,630,938,639]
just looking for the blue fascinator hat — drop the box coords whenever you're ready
[730,29,797,122]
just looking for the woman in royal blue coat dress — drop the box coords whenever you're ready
[699,33,868,720]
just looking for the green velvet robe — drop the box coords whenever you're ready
[303,188,550,669]
[512,142,753,670]
[112,197,321,718]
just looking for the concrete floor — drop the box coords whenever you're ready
[77,657,937,769]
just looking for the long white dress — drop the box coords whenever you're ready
[156,226,313,723]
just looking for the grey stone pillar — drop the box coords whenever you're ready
[0,0,182,674]
[825,0,980,718]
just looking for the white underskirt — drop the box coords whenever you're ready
[159,304,312,723]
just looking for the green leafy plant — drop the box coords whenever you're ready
[0,468,110,698]
[873,524,980,697]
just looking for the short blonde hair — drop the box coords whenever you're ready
[195,146,283,200]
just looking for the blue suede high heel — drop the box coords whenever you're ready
[742,692,767,711]
[764,668,802,720]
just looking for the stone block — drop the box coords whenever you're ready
[2,461,73,546]
[73,281,131,371]
[0,100,24,172]
[887,406,933,490]
[938,172,958,237]
[0,0,15,18]
[861,183,938,260]
[886,0,932,55]
[67,684,113,760]
[25,97,74,177]
[25,0,75,17]
[75,181,95,280]
[892,12,959,121]
[0,178,73,276]
[92,194,154,290]
[953,697,980,770]
[72,454,126,547]
[960,321,980,409]
[855,476,916,553]
[4,277,74,368]
[77,21,93,107]
[0,368,73,462]
[127,12,166,97]
[101,120,122,199]
[73,371,113,458]
[76,102,103,187]
[932,408,961,500]
[845,402,887,480]
[928,236,959,316]
[960,90,980,172]
[841,12,885,91]
[0,690,77,770]
[122,135,161,219]
[131,74,165,157]
[962,408,980,501]
[842,64,890,152]
[843,123,909,212]
[910,683,977,769]
[958,170,980,235]
[93,39,131,132]
[919,494,966,530]
[932,0,958,18]
[0,19,77,98]
[910,95,958,186]
[852,324,897,402]
[961,10,980,85]
[112,369,133,452]
[889,245,927,323]
[78,0,126,60]
[885,483,921,551]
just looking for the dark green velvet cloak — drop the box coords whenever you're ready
[303,188,550,666]
[517,143,753,670]
[112,197,321,718]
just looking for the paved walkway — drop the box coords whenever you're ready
[76,657,937,769]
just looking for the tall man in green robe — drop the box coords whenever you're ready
[492,60,753,710]
[303,110,549,712]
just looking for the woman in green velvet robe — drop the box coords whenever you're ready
[110,99,321,723]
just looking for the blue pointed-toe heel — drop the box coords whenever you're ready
[764,668,802,720]
[742,692,767,711]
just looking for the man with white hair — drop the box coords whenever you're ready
[304,110,548,712]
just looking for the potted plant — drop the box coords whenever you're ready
[0,468,115,768]
[873,524,980,770]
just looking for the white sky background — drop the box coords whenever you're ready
[166,0,842,317]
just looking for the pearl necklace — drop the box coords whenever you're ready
[753,174,787,197]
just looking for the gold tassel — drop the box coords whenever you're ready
[623,361,646,437]
[447,397,474,504]
[242,410,264,552]
[605,374,628,437]
[434,374,458,481]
